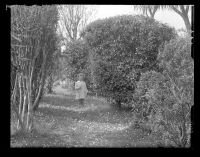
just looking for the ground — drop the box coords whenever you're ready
[10,86,163,147]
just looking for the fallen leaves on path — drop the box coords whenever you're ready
[11,94,161,147]
[71,120,131,133]
[39,102,109,113]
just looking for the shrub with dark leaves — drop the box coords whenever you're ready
[133,35,193,147]
[81,15,176,107]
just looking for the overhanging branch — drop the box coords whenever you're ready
[171,5,183,16]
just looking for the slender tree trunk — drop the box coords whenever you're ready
[172,5,191,33]
[33,47,47,111]
[12,103,24,132]
[17,74,22,129]
[26,62,35,131]
[34,78,46,110]
[19,75,26,129]
[32,77,44,111]
[21,93,26,126]
[182,15,191,33]
[26,76,33,131]
[148,9,155,19]
[11,73,24,130]
[151,14,155,19]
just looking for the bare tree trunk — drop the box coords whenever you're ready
[17,74,22,129]
[32,82,43,111]
[11,73,24,130]
[26,76,33,131]
[21,76,27,128]
[171,5,191,33]
[21,95,26,126]
[148,7,155,19]
[182,15,191,33]
[33,47,47,111]
[19,75,26,129]
[26,62,35,130]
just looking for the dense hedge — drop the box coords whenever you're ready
[81,15,176,106]
[133,35,193,147]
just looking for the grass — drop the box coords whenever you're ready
[11,129,65,147]
[11,86,164,147]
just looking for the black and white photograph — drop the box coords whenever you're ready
[10,5,193,148]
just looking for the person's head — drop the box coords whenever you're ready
[78,73,84,81]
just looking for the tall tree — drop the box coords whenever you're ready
[133,5,159,19]
[58,5,96,42]
[58,5,97,92]
[169,5,191,33]
[11,5,58,133]
[133,5,192,33]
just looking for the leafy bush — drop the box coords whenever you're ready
[133,70,182,146]
[158,35,194,106]
[133,35,193,147]
[81,15,176,107]
[133,71,171,120]
[157,35,193,147]
[64,40,88,78]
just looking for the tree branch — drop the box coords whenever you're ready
[185,5,189,14]
[152,6,158,16]
[171,5,183,16]
[180,5,187,15]
[59,5,96,42]
[65,26,74,41]
[11,33,22,42]
[148,7,154,18]
[32,45,47,109]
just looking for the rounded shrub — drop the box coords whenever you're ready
[81,15,176,108]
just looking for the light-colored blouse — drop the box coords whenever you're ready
[75,81,88,99]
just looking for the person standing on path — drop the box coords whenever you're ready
[75,73,88,106]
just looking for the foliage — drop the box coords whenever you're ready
[62,39,95,91]
[133,71,171,127]
[158,35,193,147]
[11,5,58,132]
[94,61,138,106]
[133,5,191,33]
[80,15,176,107]
[31,6,58,109]
[133,5,160,19]
[158,35,193,101]
[64,40,88,79]
[133,35,193,147]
